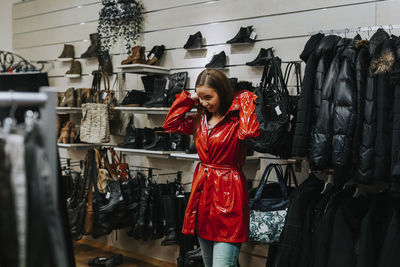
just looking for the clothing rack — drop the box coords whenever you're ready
[0,87,58,198]
[308,24,400,36]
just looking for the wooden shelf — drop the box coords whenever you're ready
[56,107,82,114]
[115,106,196,114]
[116,64,170,74]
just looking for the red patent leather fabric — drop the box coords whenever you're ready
[163,90,259,243]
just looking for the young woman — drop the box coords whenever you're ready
[163,69,259,267]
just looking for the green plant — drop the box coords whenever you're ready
[97,0,144,53]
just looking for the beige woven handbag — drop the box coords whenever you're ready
[80,103,110,143]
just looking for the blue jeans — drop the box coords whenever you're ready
[198,237,241,267]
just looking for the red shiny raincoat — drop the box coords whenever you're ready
[163,90,259,243]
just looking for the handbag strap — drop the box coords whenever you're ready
[110,148,122,164]
[253,163,289,203]
[283,61,302,96]
[284,163,299,188]
[90,71,102,103]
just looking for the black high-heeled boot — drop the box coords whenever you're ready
[226,25,255,44]
[246,47,274,66]
[132,183,151,240]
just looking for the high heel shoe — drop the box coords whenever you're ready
[146,45,165,65]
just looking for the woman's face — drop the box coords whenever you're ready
[196,85,220,114]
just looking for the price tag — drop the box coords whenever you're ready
[250,31,257,40]
[275,105,282,116]
[62,96,66,102]
[105,191,111,199]
[171,142,177,150]
[102,92,108,100]
[148,53,154,60]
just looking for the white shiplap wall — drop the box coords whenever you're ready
[11,0,400,265]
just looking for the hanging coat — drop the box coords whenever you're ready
[391,37,400,194]
[292,33,324,157]
[309,37,351,170]
[357,29,389,184]
[163,90,259,243]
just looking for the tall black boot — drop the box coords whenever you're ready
[151,183,165,240]
[132,181,150,240]
[143,76,167,107]
[98,50,113,74]
[161,194,179,246]
[166,72,188,106]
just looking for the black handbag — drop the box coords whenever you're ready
[249,163,298,244]
[247,57,293,157]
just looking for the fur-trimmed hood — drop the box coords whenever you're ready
[371,48,395,75]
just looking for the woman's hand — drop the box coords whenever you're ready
[190,92,199,101]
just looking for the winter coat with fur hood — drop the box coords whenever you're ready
[292,33,324,157]
[309,37,351,170]
[357,29,390,184]
[391,37,400,194]
[373,37,396,182]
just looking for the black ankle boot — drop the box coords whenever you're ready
[166,72,188,106]
[170,133,190,151]
[142,128,157,149]
[184,31,203,49]
[226,25,255,44]
[120,90,147,106]
[98,181,124,214]
[146,131,170,151]
[161,194,179,246]
[143,77,167,107]
[205,51,226,69]
[246,47,274,66]
[81,33,100,58]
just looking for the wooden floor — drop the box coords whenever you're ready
[74,240,175,267]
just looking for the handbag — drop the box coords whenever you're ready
[80,72,110,144]
[247,57,293,157]
[249,163,298,244]
[109,148,131,182]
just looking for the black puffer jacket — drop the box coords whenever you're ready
[351,39,370,166]
[309,37,351,170]
[292,33,325,157]
[332,36,360,168]
[373,37,396,182]
[312,35,341,134]
[357,29,389,184]
[391,37,400,194]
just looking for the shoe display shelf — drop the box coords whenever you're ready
[116,64,170,75]
[114,147,184,159]
[170,152,260,163]
[56,107,82,114]
[58,143,114,150]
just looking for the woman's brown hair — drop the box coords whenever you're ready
[193,69,234,136]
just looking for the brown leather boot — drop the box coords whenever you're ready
[65,61,82,78]
[58,44,75,61]
[121,46,146,64]
[60,88,76,107]
[69,123,76,143]
[57,121,71,144]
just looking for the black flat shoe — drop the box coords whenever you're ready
[88,254,123,267]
